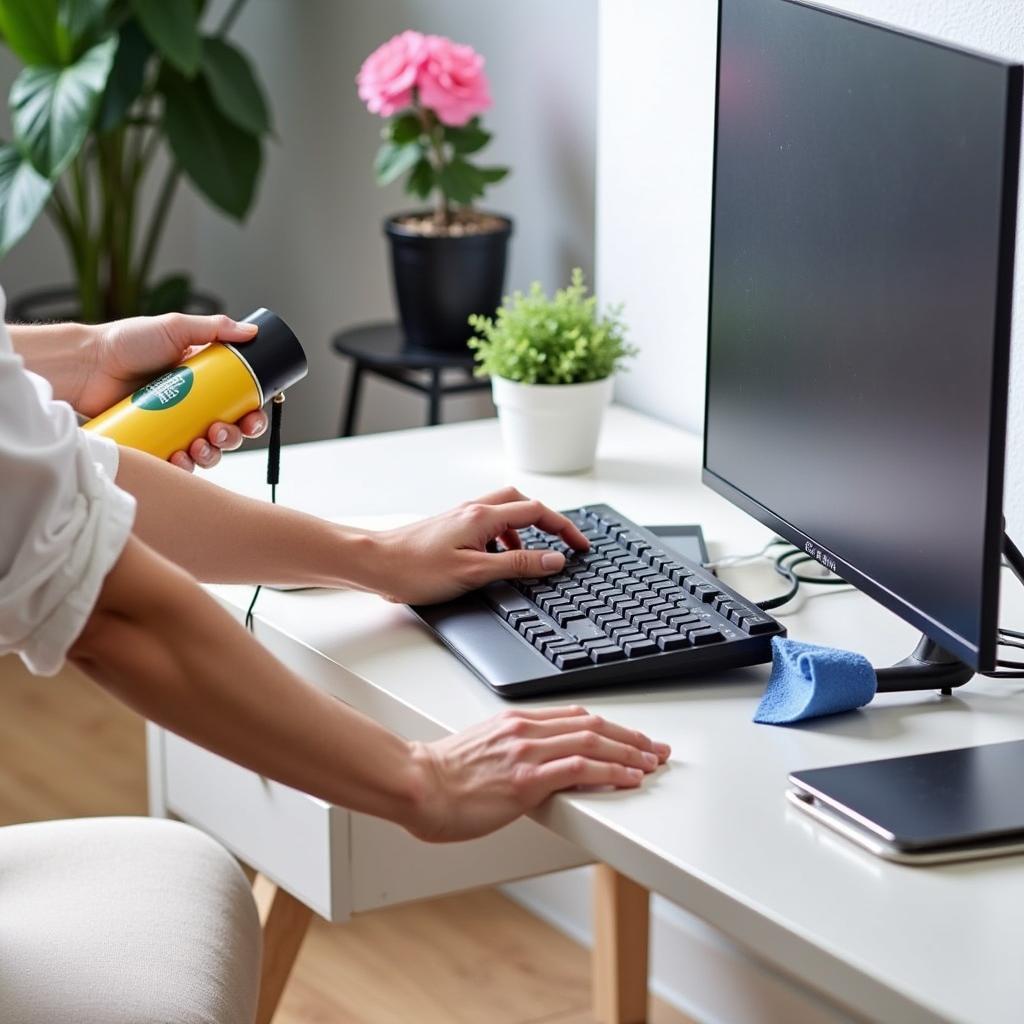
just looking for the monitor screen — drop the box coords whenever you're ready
[704,0,1022,669]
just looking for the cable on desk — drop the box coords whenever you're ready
[245,393,285,633]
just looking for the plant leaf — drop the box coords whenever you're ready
[388,113,421,145]
[374,141,421,186]
[10,35,117,178]
[478,165,509,184]
[438,156,485,205]
[0,0,61,65]
[0,143,54,256]
[406,157,435,200]
[162,69,261,219]
[200,37,270,136]
[444,118,490,155]
[142,272,191,314]
[56,0,108,61]
[131,0,200,76]
[96,21,152,133]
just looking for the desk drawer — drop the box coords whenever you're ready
[160,732,591,921]
[163,733,351,920]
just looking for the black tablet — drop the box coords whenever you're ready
[790,739,1024,853]
[645,524,710,568]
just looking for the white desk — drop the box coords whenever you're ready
[148,407,1024,1024]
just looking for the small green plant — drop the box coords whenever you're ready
[468,269,636,385]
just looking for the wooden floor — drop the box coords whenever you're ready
[0,656,690,1024]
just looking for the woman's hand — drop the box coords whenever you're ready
[370,486,591,604]
[408,705,671,842]
[84,313,269,470]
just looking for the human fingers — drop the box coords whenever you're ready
[467,485,528,507]
[480,499,589,550]
[530,733,660,772]
[529,757,646,796]
[207,422,244,452]
[496,705,590,721]
[189,437,222,470]
[474,545,567,581]
[160,312,258,352]
[238,409,268,438]
[168,450,196,472]
[520,713,662,756]
[496,529,522,550]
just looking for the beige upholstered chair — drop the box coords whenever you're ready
[0,817,262,1024]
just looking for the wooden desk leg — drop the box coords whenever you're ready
[253,873,314,1024]
[592,864,651,1024]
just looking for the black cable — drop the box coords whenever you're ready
[245,394,284,633]
[755,547,848,610]
[756,548,801,610]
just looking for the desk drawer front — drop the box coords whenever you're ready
[163,734,350,921]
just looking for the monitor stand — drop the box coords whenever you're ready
[875,636,973,696]
[874,531,1024,695]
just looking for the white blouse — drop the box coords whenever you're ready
[0,289,135,674]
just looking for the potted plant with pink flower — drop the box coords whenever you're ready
[357,31,511,352]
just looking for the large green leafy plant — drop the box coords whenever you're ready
[0,0,271,320]
[468,269,637,385]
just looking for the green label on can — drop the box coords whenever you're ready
[131,366,194,410]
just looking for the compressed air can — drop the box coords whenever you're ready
[83,308,307,460]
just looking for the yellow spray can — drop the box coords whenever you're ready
[83,308,307,460]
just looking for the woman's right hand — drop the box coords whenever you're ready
[408,705,671,842]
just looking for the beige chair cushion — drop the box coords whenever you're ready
[0,816,260,1024]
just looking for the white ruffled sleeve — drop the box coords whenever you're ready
[0,300,136,675]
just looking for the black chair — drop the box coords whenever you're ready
[330,323,491,436]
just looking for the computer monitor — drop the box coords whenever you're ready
[704,0,1023,678]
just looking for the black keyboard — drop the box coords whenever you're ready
[410,504,785,697]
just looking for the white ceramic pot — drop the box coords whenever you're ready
[491,375,614,473]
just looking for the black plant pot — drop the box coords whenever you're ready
[385,212,513,353]
[7,285,222,324]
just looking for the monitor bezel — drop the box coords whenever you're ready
[702,0,1023,671]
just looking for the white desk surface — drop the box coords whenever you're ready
[204,406,1024,1024]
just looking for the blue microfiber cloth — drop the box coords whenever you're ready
[754,636,877,724]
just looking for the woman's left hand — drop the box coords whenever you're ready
[82,313,269,471]
[369,486,591,605]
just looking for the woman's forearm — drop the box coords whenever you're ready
[9,322,97,409]
[115,444,385,590]
[69,535,427,826]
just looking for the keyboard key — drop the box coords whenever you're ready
[565,617,606,642]
[738,614,777,635]
[590,645,627,664]
[657,633,690,651]
[633,614,661,633]
[689,627,725,645]
[646,601,674,616]
[693,585,720,603]
[485,583,533,620]
[555,608,585,627]
[524,623,554,642]
[555,650,592,670]
[624,637,659,657]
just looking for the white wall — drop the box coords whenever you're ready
[597,0,1024,539]
[0,0,597,443]
[183,0,597,442]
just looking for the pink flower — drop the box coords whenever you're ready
[417,35,492,126]
[356,32,493,127]
[356,30,427,118]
